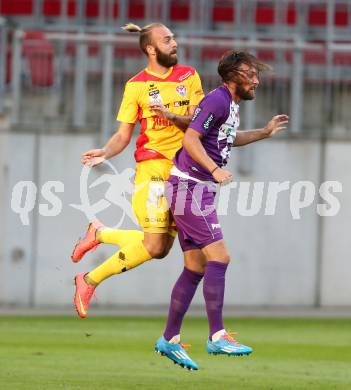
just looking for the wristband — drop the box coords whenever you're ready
[210,166,219,174]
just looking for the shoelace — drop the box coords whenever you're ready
[180,342,192,351]
[222,331,241,346]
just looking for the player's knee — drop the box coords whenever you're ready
[149,247,168,259]
[222,256,230,264]
[219,251,230,264]
[144,242,168,259]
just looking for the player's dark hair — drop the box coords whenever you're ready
[122,22,166,55]
[217,50,272,83]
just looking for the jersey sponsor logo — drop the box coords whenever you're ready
[152,115,172,129]
[174,99,190,107]
[149,90,160,97]
[202,113,215,130]
[148,83,163,104]
[148,83,160,95]
[178,71,192,81]
[176,84,187,97]
[151,175,164,182]
[145,217,167,223]
[211,223,221,230]
[192,106,202,121]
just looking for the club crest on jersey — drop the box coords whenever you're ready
[176,84,187,97]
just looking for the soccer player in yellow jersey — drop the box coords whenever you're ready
[72,22,204,318]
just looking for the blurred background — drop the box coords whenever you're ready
[0,0,350,312]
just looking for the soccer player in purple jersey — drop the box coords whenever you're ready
[155,51,289,370]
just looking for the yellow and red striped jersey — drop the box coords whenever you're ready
[117,64,204,162]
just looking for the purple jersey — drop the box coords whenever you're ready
[174,85,239,182]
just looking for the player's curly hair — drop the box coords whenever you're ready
[217,50,272,83]
[122,22,166,55]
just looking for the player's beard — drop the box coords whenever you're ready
[155,47,178,68]
[236,83,256,100]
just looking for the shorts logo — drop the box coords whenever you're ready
[202,113,215,130]
[211,223,221,230]
[191,107,202,121]
[176,84,187,97]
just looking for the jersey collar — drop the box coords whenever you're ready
[145,66,173,79]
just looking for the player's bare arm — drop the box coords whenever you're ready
[183,128,233,185]
[233,114,289,147]
[150,104,197,131]
[81,122,135,167]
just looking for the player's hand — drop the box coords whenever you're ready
[81,148,107,167]
[212,167,233,186]
[150,104,173,121]
[263,114,289,137]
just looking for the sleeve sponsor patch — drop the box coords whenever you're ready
[202,112,215,131]
[191,106,202,121]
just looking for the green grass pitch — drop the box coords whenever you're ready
[0,316,350,389]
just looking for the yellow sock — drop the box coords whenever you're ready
[87,240,151,285]
[97,228,144,247]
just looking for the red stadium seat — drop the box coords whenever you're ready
[308,5,327,26]
[42,0,61,17]
[128,0,144,19]
[256,5,275,25]
[212,1,234,23]
[335,5,348,26]
[170,1,190,21]
[0,0,33,15]
[22,31,54,87]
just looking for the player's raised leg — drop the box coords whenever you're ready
[73,160,177,318]
[74,235,153,318]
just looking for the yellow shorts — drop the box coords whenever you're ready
[132,159,177,235]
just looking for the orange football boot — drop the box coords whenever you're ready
[71,220,104,263]
[74,272,96,318]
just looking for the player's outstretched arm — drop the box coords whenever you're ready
[81,122,135,167]
[150,104,197,131]
[183,128,233,185]
[233,114,289,147]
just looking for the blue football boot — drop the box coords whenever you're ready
[155,336,199,370]
[207,331,253,356]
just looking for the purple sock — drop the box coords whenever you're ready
[203,261,228,339]
[163,267,204,341]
